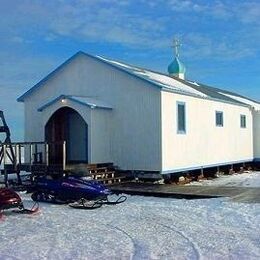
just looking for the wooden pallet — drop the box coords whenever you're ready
[84,164,125,185]
[98,176,126,185]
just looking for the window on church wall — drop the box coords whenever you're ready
[240,115,246,128]
[177,102,186,134]
[216,111,223,127]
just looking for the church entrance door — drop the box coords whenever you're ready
[45,107,88,164]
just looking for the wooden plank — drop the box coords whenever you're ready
[95,176,126,182]
[90,171,115,176]
[92,173,115,180]
[110,182,260,203]
[100,178,123,185]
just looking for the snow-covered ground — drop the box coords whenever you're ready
[188,171,260,188]
[1,193,260,259]
[1,172,260,259]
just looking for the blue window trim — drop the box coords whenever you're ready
[215,111,223,127]
[177,101,186,134]
[240,114,246,128]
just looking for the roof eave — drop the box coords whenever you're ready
[37,95,113,112]
[161,87,251,108]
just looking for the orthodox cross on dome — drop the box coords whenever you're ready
[168,37,186,79]
[172,37,181,58]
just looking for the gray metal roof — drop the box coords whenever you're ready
[173,77,246,105]
[101,56,259,108]
[17,51,259,110]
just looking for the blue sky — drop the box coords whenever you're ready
[0,0,259,140]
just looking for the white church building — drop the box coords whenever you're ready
[17,50,260,175]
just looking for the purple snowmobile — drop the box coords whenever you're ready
[31,176,126,209]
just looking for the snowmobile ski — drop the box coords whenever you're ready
[12,201,39,215]
[69,199,102,210]
[68,195,127,210]
[101,195,127,205]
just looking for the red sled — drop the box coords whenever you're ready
[0,188,39,220]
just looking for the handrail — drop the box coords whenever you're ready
[0,141,65,146]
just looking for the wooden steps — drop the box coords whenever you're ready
[96,176,126,185]
[88,164,126,185]
[66,163,126,185]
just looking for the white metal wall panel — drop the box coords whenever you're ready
[161,91,253,172]
[253,111,260,160]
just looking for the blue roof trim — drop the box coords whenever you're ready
[38,95,65,112]
[162,87,250,108]
[67,96,112,110]
[37,95,113,112]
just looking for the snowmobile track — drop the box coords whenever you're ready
[156,222,201,260]
[139,214,202,260]
[106,223,150,260]
[106,216,201,260]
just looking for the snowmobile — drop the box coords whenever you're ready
[0,188,39,220]
[30,176,127,209]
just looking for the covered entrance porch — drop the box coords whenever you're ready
[45,107,88,164]
[38,95,113,166]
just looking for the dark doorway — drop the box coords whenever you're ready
[45,107,88,164]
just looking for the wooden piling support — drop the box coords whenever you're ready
[14,144,18,171]
[3,144,8,187]
[18,144,22,165]
[34,143,37,163]
[63,141,66,171]
[45,143,49,166]
[29,143,33,171]
[200,167,204,176]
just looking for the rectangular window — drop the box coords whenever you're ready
[216,111,223,127]
[240,115,246,128]
[177,102,186,134]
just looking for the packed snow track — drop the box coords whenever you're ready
[0,193,259,259]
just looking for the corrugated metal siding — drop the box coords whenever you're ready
[88,58,161,171]
[91,109,113,163]
[23,55,161,171]
[24,100,44,142]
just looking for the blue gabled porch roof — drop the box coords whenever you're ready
[37,95,113,112]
